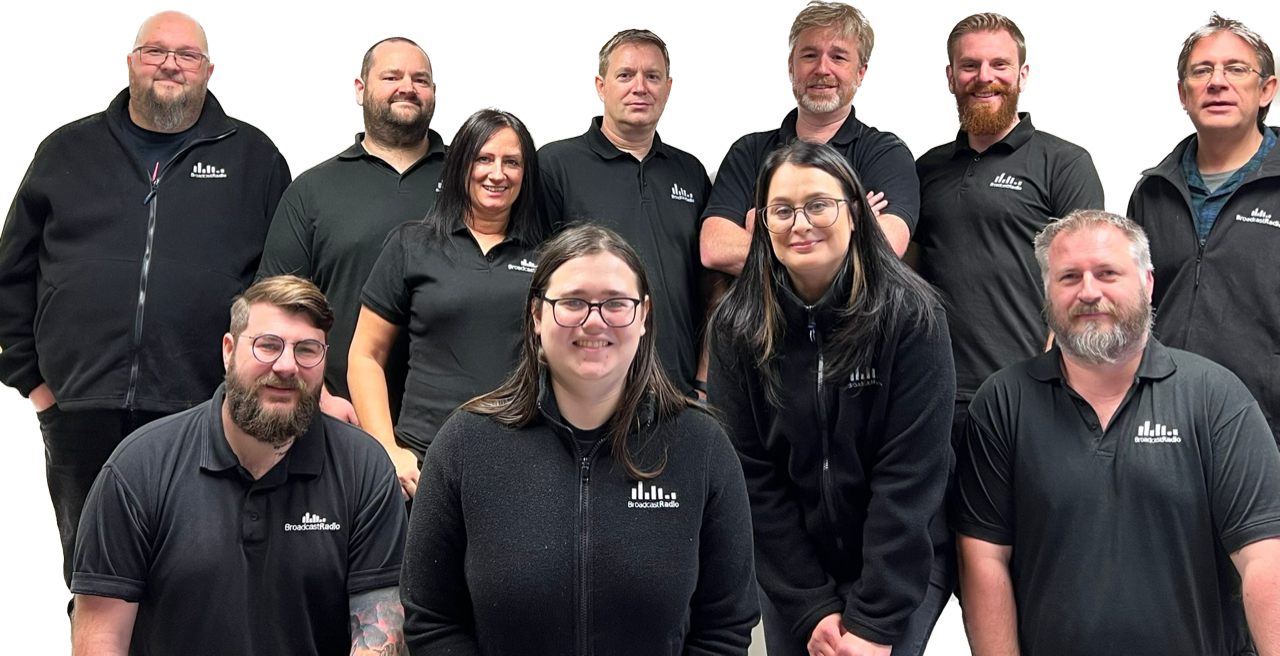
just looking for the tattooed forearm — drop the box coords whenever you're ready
[349,586,407,656]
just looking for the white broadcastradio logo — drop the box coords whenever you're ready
[1134,420,1181,444]
[190,162,227,179]
[846,367,880,389]
[508,258,537,273]
[284,511,341,531]
[628,481,679,509]
[1236,207,1280,229]
[989,173,1022,191]
[671,184,696,203]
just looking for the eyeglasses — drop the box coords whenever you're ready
[761,197,850,234]
[541,296,642,327]
[1186,63,1263,84]
[132,45,209,71]
[237,334,327,368]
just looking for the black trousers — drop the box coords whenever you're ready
[40,406,167,588]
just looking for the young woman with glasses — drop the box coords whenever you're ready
[710,140,956,656]
[400,224,759,654]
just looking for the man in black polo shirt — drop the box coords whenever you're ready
[955,210,1280,655]
[914,13,1103,447]
[701,1,917,274]
[258,36,446,424]
[71,276,407,655]
[1128,14,1280,447]
[538,29,709,395]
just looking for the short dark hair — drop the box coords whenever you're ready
[947,13,1027,66]
[360,37,429,80]
[230,275,334,336]
[1177,13,1275,125]
[598,29,670,77]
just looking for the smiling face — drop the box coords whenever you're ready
[597,42,672,136]
[221,303,325,447]
[1043,225,1154,365]
[764,162,854,302]
[356,40,435,146]
[127,12,213,132]
[947,29,1028,136]
[534,252,648,397]
[468,127,526,225]
[789,27,866,115]
[1179,30,1278,135]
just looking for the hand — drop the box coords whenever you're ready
[388,447,420,500]
[319,387,360,426]
[866,191,887,218]
[835,631,892,656]
[744,207,757,234]
[808,613,844,656]
[30,383,56,413]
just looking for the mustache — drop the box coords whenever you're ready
[965,81,1012,96]
[1071,300,1116,317]
[804,75,839,87]
[388,93,422,106]
[254,374,303,391]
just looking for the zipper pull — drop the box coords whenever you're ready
[580,457,591,481]
[1194,247,1203,287]
[141,162,160,205]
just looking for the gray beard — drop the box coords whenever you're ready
[1047,296,1153,365]
[139,86,195,132]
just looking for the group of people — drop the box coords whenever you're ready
[2,3,1279,656]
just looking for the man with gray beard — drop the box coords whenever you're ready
[953,210,1280,656]
[0,10,289,593]
[71,276,408,656]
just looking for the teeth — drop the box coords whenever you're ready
[483,185,507,192]
[577,340,608,348]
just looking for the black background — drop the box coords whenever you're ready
[0,3,1259,650]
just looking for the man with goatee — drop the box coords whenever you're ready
[70,276,408,656]
[955,210,1280,656]
[913,13,1103,448]
[0,10,289,593]
[258,36,446,426]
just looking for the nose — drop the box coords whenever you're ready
[977,62,996,83]
[158,51,183,72]
[581,305,609,330]
[271,345,300,376]
[1078,274,1103,302]
[1208,65,1230,87]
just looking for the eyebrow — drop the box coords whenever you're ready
[557,289,635,297]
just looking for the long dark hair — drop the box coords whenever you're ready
[463,225,699,479]
[422,108,545,248]
[713,140,940,407]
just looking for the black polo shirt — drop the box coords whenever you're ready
[361,220,537,457]
[702,107,919,230]
[538,118,709,392]
[71,384,406,656]
[955,340,1280,655]
[915,115,1104,401]
[257,131,448,414]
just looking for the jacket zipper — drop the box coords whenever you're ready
[577,438,604,656]
[124,131,234,407]
[809,309,843,552]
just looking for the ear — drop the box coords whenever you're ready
[223,333,235,371]
[531,298,544,337]
[1144,269,1155,303]
[595,75,606,103]
[1260,74,1278,110]
[355,77,367,106]
[1177,79,1189,111]
[665,76,673,95]
[854,63,868,86]
[946,64,955,94]
[1018,63,1029,92]
[205,62,215,82]
[639,296,650,338]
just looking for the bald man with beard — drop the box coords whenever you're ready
[0,10,290,593]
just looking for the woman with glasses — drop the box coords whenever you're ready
[400,224,759,655]
[349,108,545,500]
[710,140,955,656]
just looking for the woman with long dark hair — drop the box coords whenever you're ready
[710,140,955,656]
[401,224,759,654]
[349,108,545,499]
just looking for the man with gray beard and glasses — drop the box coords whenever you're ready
[953,210,1280,656]
[71,276,407,656]
[0,10,289,596]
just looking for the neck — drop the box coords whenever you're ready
[788,268,836,306]
[795,104,851,142]
[1196,125,1265,174]
[362,132,431,174]
[221,400,293,480]
[551,373,624,431]
[127,105,197,134]
[466,211,510,237]
[600,117,655,160]
[967,115,1020,153]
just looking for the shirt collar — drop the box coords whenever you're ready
[778,107,864,146]
[584,116,668,161]
[1027,338,1177,383]
[949,112,1036,158]
[1181,127,1278,192]
[338,129,448,164]
[200,383,327,477]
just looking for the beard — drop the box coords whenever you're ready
[129,70,205,132]
[363,89,434,148]
[1046,287,1153,365]
[790,73,856,114]
[955,80,1020,136]
[224,358,319,448]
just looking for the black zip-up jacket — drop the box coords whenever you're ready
[1127,128,1280,446]
[0,89,290,412]
[709,276,955,646]
[400,386,760,655]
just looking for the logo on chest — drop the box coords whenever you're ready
[507,258,537,274]
[284,511,341,531]
[845,367,880,389]
[670,183,696,204]
[190,162,227,179]
[1235,207,1280,229]
[1133,420,1182,444]
[628,480,679,509]
[988,172,1023,191]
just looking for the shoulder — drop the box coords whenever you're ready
[223,116,283,155]
[433,410,521,452]
[537,133,588,161]
[104,403,209,475]
[288,151,349,185]
[1162,346,1256,400]
[34,111,111,157]
[855,123,911,152]
[726,127,780,156]
[971,354,1047,411]
[321,415,393,465]
[915,142,954,170]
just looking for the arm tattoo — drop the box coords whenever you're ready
[349,586,407,656]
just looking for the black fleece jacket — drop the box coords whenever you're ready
[709,275,955,645]
[0,89,289,412]
[400,386,760,655]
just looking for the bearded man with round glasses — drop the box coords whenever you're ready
[70,276,407,656]
[0,10,290,596]
[955,210,1280,655]
[1128,12,1280,449]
